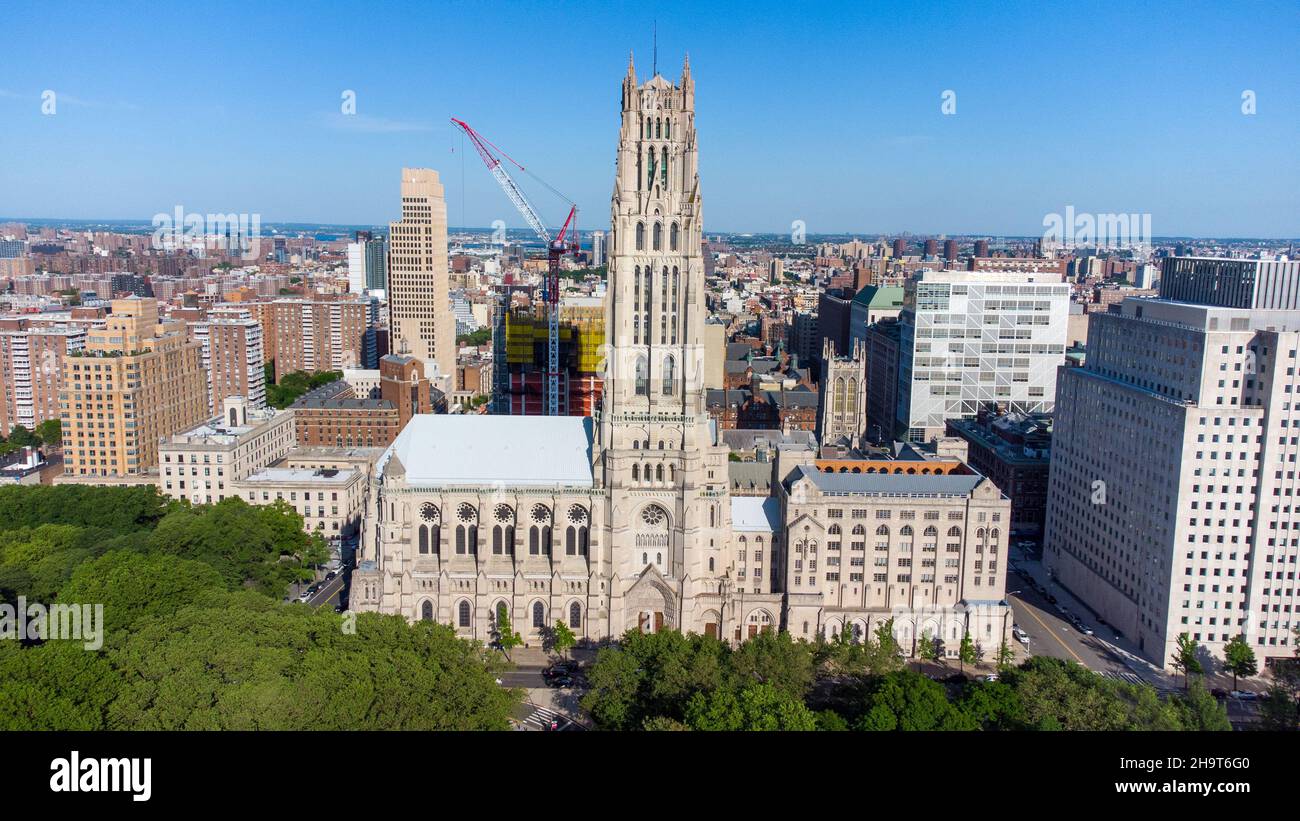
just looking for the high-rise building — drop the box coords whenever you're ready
[589,230,607,268]
[974,239,990,258]
[59,297,208,477]
[923,239,938,257]
[1045,297,1300,668]
[943,239,958,261]
[388,168,453,380]
[1159,256,1300,309]
[0,319,86,434]
[267,297,377,375]
[192,307,266,414]
[768,257,784,283]
[897,270,1069,441]
[365,236,388,291]
[891,238,907,258]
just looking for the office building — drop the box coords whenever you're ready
[388,168,454,379]
[897,270,1070,441]
[1045,297,1300,668]
[158,396,295,505]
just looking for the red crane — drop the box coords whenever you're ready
[451,117,577,416]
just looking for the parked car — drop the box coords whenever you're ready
[980,673,999,683]
[1230,690,1258,702]
[325,571,337,581]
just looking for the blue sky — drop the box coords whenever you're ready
[1,0,1297,237]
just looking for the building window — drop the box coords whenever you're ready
[569,602,582,630]
[421,600,433,621]
[458,600,471,628]
[532,601,545,628]
[636,222,645,250]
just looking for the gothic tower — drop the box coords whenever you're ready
[596,53,731,636]
[816,339,868,455]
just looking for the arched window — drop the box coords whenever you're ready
[852,524,866,535]
[656,464,664,482]
[455,525,466,554]
[924,526,938,537]
[655,117,662,138]
[505,525,514,555]
[662,355,675,395]
[829,524,842,535]
[635,356,648,396]
[948,526,962,537]
[496,601,508,625]
[660,146,668,187]
[991,528,1000,540]
[708,557,714,572]
[632,464,640,481]
[569,602,582,629]
[835,378,846,414]
[579,526,589,556]
[901,525,913,537]
[418,525,429,554]
[670,223,679,251]
[542,526,551,556]
[668,464,675,482]
[532,601,545,628]
[529,526,540,555]
[636,222,645,250]
[876,524,889,536]
[492,525,503,554]
[421,600,433,621]
[566,526,576,555]
[457,600,471,628]
[665,119,671,139]
[653,222,662,251]
[468,525,477,555]
[645,119,652,139]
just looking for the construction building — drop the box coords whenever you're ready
[495,296,605,416]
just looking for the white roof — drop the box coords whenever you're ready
[731,496,780,532]
[382,415,594,488]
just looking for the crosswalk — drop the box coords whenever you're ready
[1103,670,1179,697]
[519,704,575,731]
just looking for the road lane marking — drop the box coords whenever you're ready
[1015,596,1087,666]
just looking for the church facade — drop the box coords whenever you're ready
[350,56,1013,656]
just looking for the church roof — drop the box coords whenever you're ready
[379,415,594,488]
[731,496,781,532]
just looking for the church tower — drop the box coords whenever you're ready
[596,53,731,637]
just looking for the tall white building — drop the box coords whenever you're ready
[388,168,454,378]
[897,269,1069,442]
[1046,297,1300,668]
[346,242,366,295]
[589,230,606,267]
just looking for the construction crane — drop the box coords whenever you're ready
[450,117,578,417]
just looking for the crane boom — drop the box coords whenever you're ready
[450,116,579,417]
[451,117,551,243]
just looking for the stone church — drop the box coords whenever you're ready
[350,56,1013,657]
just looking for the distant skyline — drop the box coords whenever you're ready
[1,0,1297,237]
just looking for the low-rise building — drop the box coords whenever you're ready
[158,397,295,505]
[233,465,365,536]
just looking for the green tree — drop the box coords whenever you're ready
[1172,633,1203,691]
[958,631,977,674]
[916,629,938,670]
[493,609,522,661]
[34,419,62,447]
[729,629,815,700]
[581,646,643,730]
[548,618,576,659]
[684,683,818,731]
[856,670,976,731]
[1222,634,1257,691]
[1258,681,1299,731]
[995,641,1016,670]
[1170,681,1232,731]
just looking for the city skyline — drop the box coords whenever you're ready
[0,0,1296,237]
